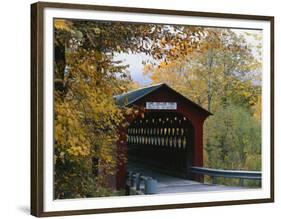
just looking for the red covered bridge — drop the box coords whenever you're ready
[114,83,211,188]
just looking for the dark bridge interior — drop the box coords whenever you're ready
[127,111,194,178]
[115,83,211,188]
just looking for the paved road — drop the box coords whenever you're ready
[127,161,246,194]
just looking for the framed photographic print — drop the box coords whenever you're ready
[31,1,274,217]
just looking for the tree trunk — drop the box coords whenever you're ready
[54,42,66,93]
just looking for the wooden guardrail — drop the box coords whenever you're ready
[190,166,261,186]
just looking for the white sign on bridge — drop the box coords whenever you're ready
[146,102,177,110]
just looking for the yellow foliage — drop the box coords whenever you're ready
[54,47,126,198]
[54,19,73,31]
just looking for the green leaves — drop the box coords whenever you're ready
[204,105,261,186]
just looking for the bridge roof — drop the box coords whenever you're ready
[114,83,212,115]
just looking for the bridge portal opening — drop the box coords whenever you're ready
[114,83,211,188]
[127,111,194,178]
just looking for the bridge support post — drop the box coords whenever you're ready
[144,177,158,194]
[191,120,205,183]
[239,178,244,187]
[211,176,217,184]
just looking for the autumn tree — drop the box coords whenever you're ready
[54,19,203,198]
[144,28,262,186]
[145,28,261,112]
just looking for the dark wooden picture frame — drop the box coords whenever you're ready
[31,1,274,217]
